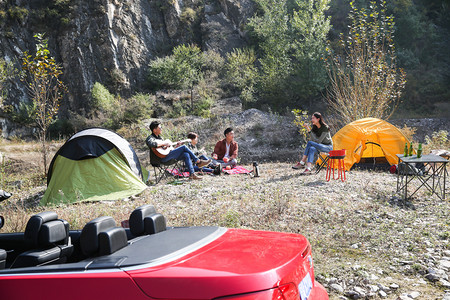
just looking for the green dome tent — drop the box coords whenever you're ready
[41,128,148,205]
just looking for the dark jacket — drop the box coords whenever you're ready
[146,133,163,164]
[213,139,238,160]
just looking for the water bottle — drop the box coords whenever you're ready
[253,161,260,177]
[404,143,408,157]
[417,143,422,158]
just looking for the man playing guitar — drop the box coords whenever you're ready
[146,121,210,180]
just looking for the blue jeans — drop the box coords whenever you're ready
[161,145,198,175]
[192,155,214,173]
[217,158,237,168]
[304,141,333,163]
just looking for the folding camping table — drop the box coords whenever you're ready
[396,154,448,200]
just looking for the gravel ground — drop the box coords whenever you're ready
[136,162,449,300]
[1,160,449,299]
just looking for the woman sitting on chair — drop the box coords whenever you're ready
[292,112,333,175]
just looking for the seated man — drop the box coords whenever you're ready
[212,127,238,168]
[146,121,210,180]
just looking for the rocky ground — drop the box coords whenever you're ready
[0,109,449,300]
[2,158,448,299]
[134,163,450,300]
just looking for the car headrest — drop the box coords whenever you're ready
[38,219,70,247]
[143,213,166,235]
[98,227,128,256]
[80,216,116,256]
[129,204,156,236]
[24,211,61,248]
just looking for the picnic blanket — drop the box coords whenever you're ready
[167,166,252,176]
[167,168,190,178]
[223,165,252,175]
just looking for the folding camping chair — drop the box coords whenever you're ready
[315,152,330,174]
[150,156,185,184]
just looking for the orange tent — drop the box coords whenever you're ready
[332,118,411,170]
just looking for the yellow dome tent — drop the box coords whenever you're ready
[332,118,411,170]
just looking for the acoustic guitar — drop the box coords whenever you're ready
[151,139,192,158]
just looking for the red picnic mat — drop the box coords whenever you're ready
[223,165,252,175]
[167,168,190,178]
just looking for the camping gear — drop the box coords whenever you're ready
[332,118,411,170]
[326,150,346,182]
[252,162,260,177]
[41,128,148,205]
[396,154,448,200]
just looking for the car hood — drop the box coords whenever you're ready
[127,228,311,299]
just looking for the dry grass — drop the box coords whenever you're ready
[0,139,449,299]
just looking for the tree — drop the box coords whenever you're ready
[22,33,66,176]
[224,48,258,108]
[147,44,223,115]
[247,0,331,107]
[325,1,406,124]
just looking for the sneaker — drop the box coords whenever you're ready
[0,190,11,202]
[301,168,313,175]
[189,173,202,180]
[197,159,211,168]
[292,162,305,169]
[213,164,222,175]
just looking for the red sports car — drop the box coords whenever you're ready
[0,204,328,300]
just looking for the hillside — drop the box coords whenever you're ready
[1,0,449,122]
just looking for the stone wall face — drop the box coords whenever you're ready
[0,0,253,114]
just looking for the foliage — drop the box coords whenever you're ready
[291,109,309,140]
[21,33,66,176]
[90,83,154,129]
[326,0,449,117]
[424,130,449,154]
[6,101,37,125]
[122,93,155,123]
[247,0,331,107]
[325,1,406,124]
[7,6,29,22]
[398,125,417,143]
[0,58,18,105]
[225,48,258,108]
[148,44,222,116]
[91,82,118,117]
[148,44,203,91]
[180,7,198,26]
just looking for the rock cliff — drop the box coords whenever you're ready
[0,0,254,114]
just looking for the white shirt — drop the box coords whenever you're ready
[224,143,231,158]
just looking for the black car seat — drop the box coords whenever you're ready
[11,211,73,268]
[0,249,6,269]
[80,216,127,257]
[129,204,166,237]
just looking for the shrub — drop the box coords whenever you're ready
[325,1,406,124]
[424,130,449,154]
[224,48,257,108]
[291,109,309,141]
[7,6,28,22]
[91,82,118,116]
[180,7,197,25]
[122,93,155,123]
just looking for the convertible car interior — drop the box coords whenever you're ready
[0,204,224,274]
